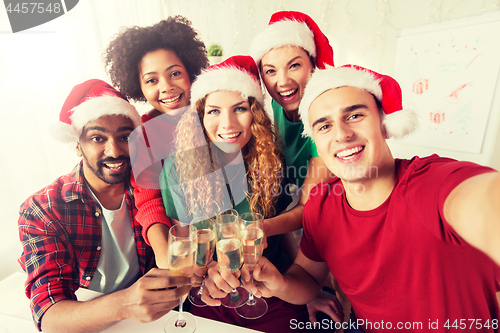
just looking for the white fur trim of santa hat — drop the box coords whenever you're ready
[51,79,141,143]
[51,95,141,143]
[299,65,419,139]
[190,63,264,106]
[250,20,316,67]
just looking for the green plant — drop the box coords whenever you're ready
[208,43,223,57]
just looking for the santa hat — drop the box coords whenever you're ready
[190,55,264,105]
[249,11,334,69]
[52,79,141,143]
[299,65,419,139]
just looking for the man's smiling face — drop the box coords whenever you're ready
[77,115,134,187]
[309,86,392,183]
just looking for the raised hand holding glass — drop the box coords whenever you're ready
[236,212,268,319]
[188,217,216,307]
[164,224,197,333]
[215,209,249,308]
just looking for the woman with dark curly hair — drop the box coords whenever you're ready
[104,16,207,106]
[103,16,209,269]
[159,56,311,332]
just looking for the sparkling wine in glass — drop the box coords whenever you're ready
[164,224,197,333]
[188,217,216,307]
[215,209,249,308]
[236,212,268,319]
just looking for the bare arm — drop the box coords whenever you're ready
[147,222,171,269]
[264,157,333,237]
[264,204,303,236]
[300,157,334,202]
[280,231,300,261]
[444,171,500,265]
[41,268,190,333]
[247,249,330,305]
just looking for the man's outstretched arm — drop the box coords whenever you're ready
[444,171,500,266]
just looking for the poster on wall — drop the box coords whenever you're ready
[393,11,500,153]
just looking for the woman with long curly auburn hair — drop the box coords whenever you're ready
[160,56,310,332]
[102,16,208,269]
[173,95,284,220]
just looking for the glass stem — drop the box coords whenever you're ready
[247,274,256,306]
[197,281,205,296]
[247,293,255,306]
[177,297,185,321]
[174,297,187,328]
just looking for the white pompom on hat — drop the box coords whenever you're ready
[51,79,141,143]
[190,55,264,106]
[249,11,334,69]
[299,64,419,139]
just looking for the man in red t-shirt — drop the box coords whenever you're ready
[243,65,500,332]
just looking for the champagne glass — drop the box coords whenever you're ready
[236,212,268,319]
[215,209,249,308]
[164,224,197,333]
[188,217,216,307]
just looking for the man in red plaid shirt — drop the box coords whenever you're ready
[18,79,191,333]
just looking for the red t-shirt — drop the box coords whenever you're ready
[301,155,500,332]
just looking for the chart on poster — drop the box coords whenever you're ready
[393,11,500,153]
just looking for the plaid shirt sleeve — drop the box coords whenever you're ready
[17,168,102,331]
[18,165,154,331]
[18,191,79,330]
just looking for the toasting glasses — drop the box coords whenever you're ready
[236,212,268,319]
[215,209,249,308]
[164,224,197,333]
[188,217,216,307]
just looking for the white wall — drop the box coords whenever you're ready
[0,0,169,279]
[1,0,499,280]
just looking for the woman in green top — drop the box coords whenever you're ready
[249,10,335,197]
[160,56,314,332]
